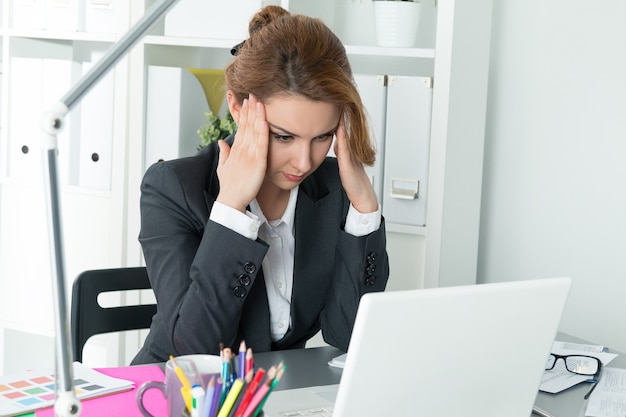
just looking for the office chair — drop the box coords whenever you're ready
[70,267,157,363]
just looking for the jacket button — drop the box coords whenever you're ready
[366,264,376,274]
[366,252,376,264]
[233,286,247,298]
[365,276,376,287]
[238,274,251,286]
[243,261,256,274]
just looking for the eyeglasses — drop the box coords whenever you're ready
[545,354,603,399]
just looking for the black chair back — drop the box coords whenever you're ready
[70,267,157,362]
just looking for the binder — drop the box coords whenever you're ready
[85,0,116,34]
[44,0,85,32]
[78,58,115,190]
[42,58,82,186]
[164,0,262,40]
[8,57,44,181]
[382,76,433,228]
[12,0,45,30]
[144,66,210,170]
[353,74,387,204]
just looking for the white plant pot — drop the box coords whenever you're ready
[373,1,421,48]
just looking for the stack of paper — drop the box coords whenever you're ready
[540,341,618,394]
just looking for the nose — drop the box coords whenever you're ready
[291,141,312,173]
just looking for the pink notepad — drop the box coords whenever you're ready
[36,366,166,417]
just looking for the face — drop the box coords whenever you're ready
[261,95,341,192]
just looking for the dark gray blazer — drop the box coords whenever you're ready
[132,136,389,364]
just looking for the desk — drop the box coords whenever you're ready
[252,346,344,390]
[252,333,626,417]
[535,333,626,417]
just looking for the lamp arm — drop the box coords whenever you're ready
[39,1,179,416]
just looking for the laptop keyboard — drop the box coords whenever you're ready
[276,406,334,416]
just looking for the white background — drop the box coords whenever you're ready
[478,0,626,353]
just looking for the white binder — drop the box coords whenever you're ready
[8,58,44,181]
[44,0,85,32]
[12,0,45,30]
[42,58,82,186]
[164,0,262,40]
[85,0,116,34]
[78,59,115,190]
[144,66,210,170]
[353,74,388,204]
[382,76,433,228]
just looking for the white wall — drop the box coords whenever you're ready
[479,1,626,352]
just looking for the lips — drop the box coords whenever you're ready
[283,173,304,182]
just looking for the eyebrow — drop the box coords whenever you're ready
[267,122,339,138]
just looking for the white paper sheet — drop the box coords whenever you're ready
[585,367,626,417]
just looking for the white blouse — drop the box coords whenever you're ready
[209,186,381,341]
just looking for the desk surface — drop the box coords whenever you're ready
[252,333,626,417]
[253,345,344,391]
[535,333,626,417]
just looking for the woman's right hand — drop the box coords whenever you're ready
[216,94,269,213]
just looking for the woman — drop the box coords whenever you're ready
[131,5,389,365]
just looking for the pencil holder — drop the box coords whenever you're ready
[136,354,222,417]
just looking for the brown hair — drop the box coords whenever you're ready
[224,5,376,166]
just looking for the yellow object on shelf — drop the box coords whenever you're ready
[186,68,227,116]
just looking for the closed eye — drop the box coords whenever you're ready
[271,133,294,142]
[270,129,336,143]
[315,131,336,141]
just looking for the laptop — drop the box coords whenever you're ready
[262,277,572,417]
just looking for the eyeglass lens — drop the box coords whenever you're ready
[545,355,600,375]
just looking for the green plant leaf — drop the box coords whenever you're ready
[197,111,237,150]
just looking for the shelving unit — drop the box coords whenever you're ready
[0,0,492,369]
[0,1,133,371]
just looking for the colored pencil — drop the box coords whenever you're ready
[216,378,244,417]
[170,355,193,412]
[245,348,254,376]
[220,348,232,405]
[233,368,265,417]
[238,341,247,380]
[170,355,192,389]
[241,366,276,417]
[251,365,284,417]
[201,376,216,417]
[226,373,251,417]
[208,378,223,417]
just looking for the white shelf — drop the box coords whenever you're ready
[144,35,237,49]
[143,34,436,59]
[345,45,435,59]
[4,29,116,43]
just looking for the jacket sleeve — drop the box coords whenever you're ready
[139,162,269,355]
[319,218,389,352]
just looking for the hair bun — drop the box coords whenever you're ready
[248,5,290,35]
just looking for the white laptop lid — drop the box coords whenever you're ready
[264,277,571,417]
[335,277,571,417]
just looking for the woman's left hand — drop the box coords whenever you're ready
[334,119,379,214]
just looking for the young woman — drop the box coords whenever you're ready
[131,5,389,365]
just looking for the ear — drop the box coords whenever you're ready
[226,90,242,123]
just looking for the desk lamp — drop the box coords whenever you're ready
[40,1,180,415]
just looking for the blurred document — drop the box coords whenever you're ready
[585,367,626,417]
[540,341,618,394]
